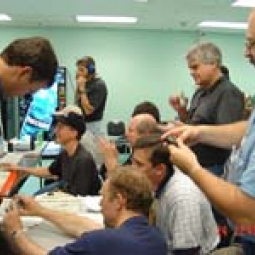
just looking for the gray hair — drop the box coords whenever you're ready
[186,42,222,67]
[136,119,159,136]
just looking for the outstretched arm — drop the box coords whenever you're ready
[163,121,247,149]
[17,196,103,237]
[169,140,255,225]
[3,202,47,255]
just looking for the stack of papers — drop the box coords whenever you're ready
[36,192,81,214]
[80,195,101,213]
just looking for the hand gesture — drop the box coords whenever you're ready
[169,95,182,111]
[3,200,23,236]
[162,124,200,146]
[98,137,118,174]
[76,75,87,92]
[13,195,43,217]
[168,139,201,176]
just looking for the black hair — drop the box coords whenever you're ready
[133,134,174,177]
[1,36,58,87]
[132,101,161,123]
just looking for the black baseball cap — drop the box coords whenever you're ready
[54,105,86,136]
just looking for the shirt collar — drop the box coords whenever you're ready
[120,215,147,228]
[201,75,225,95]
[155,168,174,198]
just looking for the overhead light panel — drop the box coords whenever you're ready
[198,21,247,30]
[232,0,255,7]
[76,15,138,24]
[0,14,11,21]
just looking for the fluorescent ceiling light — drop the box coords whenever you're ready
[76,15,137,23]
[198,21,247,30]
[232,0,255,7]
[0,14,11,21]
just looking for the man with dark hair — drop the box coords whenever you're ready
[132,101,161,123]
[132,134,219,255]
[0,36,58,97]
[0,36,58,254]
[2,105,101,196]
[3,166,167,255]
[75,56,108,137]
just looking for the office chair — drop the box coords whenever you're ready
[106,121,130,154]
[107,121,125,137]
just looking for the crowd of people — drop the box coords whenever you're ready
[1,7,255,255]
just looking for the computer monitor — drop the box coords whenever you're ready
[19,68,64,139]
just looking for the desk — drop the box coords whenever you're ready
[26,213,103,251]
[0,146,43,196]
[26,194,103,251]
[0,193,103,251]
[28,220,75,251]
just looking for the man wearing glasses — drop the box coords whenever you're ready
[165,9,255,255]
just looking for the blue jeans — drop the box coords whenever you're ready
[86,121,103,137]
[33,180,66,196]
[208,164,225,177]
[240,238,255,255]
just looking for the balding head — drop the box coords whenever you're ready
[245,9,255,65]
[126,114,158,146]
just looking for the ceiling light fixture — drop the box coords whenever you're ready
[0,14,11,21]
[76,15,138,23]
[198,21,247,30]
[232,0,255,7]
[134,0,148,2]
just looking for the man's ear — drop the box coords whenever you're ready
[155,163,166,178]
[18,66,32,80]
[115,193,127,210]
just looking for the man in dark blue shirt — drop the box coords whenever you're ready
[3,166,167,255]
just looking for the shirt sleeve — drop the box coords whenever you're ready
[87,80,107,112]
[239,140,255,198]
[216,88,244,124]
[48,153,63,177]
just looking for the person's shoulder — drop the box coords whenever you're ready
[166,170,202,199]
[220,78,241,92]
[95,77,107,90]
[94,77,106,85]
[82,227,122,243]
[224,83,244,100]
[76,144,95,161]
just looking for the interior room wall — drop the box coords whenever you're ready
[0,26,253,132]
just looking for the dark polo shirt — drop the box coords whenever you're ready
[187,76,244,167]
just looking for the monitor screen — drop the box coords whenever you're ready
[19,68,65,139]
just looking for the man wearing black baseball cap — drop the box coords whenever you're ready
[3,105,101,196]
